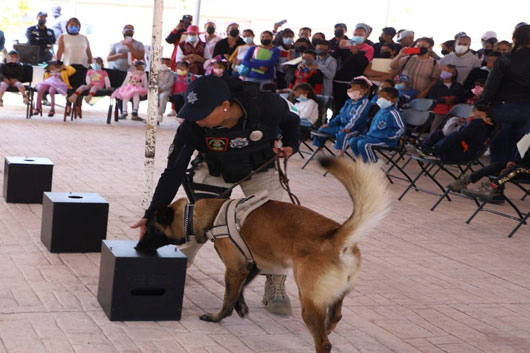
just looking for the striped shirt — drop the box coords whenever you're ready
[396,56,441,92]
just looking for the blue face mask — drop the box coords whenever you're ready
[395,83,406,91]
[297,95,308,101]
[351,36,365,45]
[186,35,198,43]
[243,36,253,44]
[91,63,101,71]
[283,37,294,46]
[68,26,79,34]
[376,97,393,109]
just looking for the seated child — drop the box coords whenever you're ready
[370,79,395,105]
[428,64,466,131]
[0,50,29,106]
[395,74,418,107]
[68,57,110,104]
[289,83,319,129]
[312,78,372,152]
[466,78,485,105]
[111,60,148,121]
[157,57,175,123]
[171,60,197,115]
[408,105,495,163]
[348,87,405,162]
[34,60,76,117]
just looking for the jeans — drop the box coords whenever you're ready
[490,103,530,164]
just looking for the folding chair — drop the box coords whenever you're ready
[298,95,333,159]
[431,103,474,131]
[109,70,148,122]
[466,178,530,238]
[63,64,87,121]
[398,125,501,211]
[0,63,33,119]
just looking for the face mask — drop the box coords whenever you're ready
[50,68,60,73]
[440,70,453,80]
[455,44,469,54]
[283,37,293,46]
[416,47,429,56]
[206,26,215,35]
[6,57,17,64]
[302,58,314,66]
[347,90,361,100]
[315,49,327,56]
[213,68,224,76]
[380,51,392,58]
[296,46,307,53]
[471,86,484,96]
[243,36,253,44]
[297,95,308,101]
[377,97,393,109]
[334,29,344,38]
[261,38,272,46]
[351,36,365,45]
[124,32,134,38]
[187,35,198,43]
[311,39,319,47]
[176,69,187,75]
[91,63,101,71]
[379,36,385,44]
[229,29,239,37]
[441,49,450,55]
[38,19,46,26]
[124,35,133,43]
[395,83,406,91]
[68,26,79,34]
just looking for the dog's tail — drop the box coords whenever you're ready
[319,157,391,248]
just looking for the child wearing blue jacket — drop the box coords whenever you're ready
[349,87,405,162]
[312,78,372,152]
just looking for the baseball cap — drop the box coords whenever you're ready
[178,76,231,122]
[454,31,469,39]
[355,23,372,34]
[481,31,497,41]
[397,30,414,41]
[37,11,48,17]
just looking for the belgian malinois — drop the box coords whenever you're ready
[136,157,391,353]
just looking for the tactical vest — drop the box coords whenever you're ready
[202,82,276,183]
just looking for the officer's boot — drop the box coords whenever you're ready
[262,274,291,315]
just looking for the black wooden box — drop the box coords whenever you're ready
[40,192,109,253]
[97,240,187,321]
[3,156,54,203]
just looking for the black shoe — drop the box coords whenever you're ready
[48,110,55,117]
[131,111,144,121]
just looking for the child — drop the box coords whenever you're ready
[289,83,319,128]
[210,55,228,77]
[68,57,110,104]
[111,60,148,121]
[466,79,485,105]
[34,60,76,117]
[395,74,418,106]
[0,50,29,107]
[408,105,495,163]
[171,60,197,115]
[157,57,175,123]
[313,78,372,153]
[348,87,405,162]
[289,49,323,94]
[428,65,466,131]
[370,79,395,104]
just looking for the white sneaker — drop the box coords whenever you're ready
[167,110,177,117]
[22,96,29,105]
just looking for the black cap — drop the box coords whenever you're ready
[382,27,396,37]
[37,11,48,17]
[178,76,231,122]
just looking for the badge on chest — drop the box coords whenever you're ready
[206,137,229,152]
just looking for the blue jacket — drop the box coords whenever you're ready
[328,96,371,132]
[242,46,280,80]
[366,106,405,142]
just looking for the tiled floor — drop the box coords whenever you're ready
[1,95,529,353]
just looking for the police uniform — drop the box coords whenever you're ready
[144,75,300,315]
[25,24,56,63]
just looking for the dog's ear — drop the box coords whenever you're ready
[155,203,174,225]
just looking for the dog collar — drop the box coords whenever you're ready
[184,203,195,242]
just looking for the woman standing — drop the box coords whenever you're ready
[477,25,530,163]
[56,17,92,67]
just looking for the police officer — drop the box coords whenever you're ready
[26,11,56,63]
[132,75,300,315]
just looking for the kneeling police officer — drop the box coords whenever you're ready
[132,75,300,315]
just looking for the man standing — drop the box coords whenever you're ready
[440,33,481,85]
[26,11,56,63]
[131,76,300,316]
[373,27,397,58]
[107,24,145,73]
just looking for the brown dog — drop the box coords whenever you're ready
[136,157,391,353]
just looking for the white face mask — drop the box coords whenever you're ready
[376,97,393,109]
[455,44,469,54]
[160,64,169,70]
[347,90,361,100]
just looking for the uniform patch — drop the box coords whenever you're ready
[377,121,387,130]
[229,137,249,149]
[206,137,229,151]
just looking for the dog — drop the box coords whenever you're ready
[136,157,391,353]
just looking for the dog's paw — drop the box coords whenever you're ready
[235,302,249,318]
[199,313,218,322]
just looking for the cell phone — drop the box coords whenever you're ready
[277,19,287,27]
[403,47,420,55]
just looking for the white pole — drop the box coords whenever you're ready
[194,0,201,25]
[142,0,164,209]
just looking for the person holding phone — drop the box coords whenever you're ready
[389,37,441,98]
[166,15,193,71]
[107,24,145,73]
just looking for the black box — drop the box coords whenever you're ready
[3,156,54,203]
[97,240,187,321]
[40,192,109,253]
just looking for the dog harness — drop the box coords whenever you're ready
[205,191,270,265]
